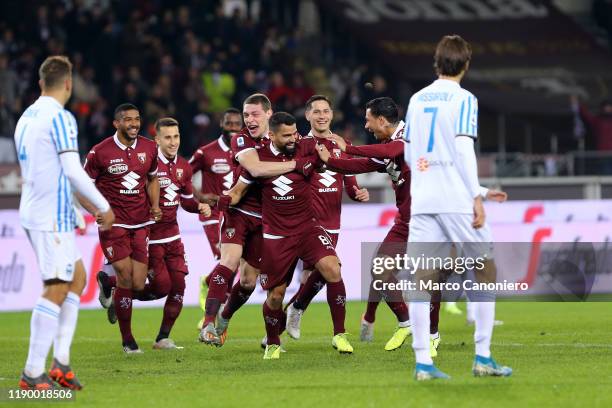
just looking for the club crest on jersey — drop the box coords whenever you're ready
[416,157,429,172]
[225,227,235,239]
[176,168,183,178]
[137,152,146,164]
[333,149,341,158]
[106,246,114,259]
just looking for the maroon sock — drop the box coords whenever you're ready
[326,280,347,335]
[221,282,254,319]
[430,301,441,334]
[203,264,234,326]
[158,274,186,340]
[279,309,287,335]
[109,275,117,287]
[263,302,284,345]
[134,272,171,301]
[114,287,134,344]
[363,284,382,323]
[294,270,326,311]
[286,283,304,307]
[204,273,211,287]
[386,300,409,323]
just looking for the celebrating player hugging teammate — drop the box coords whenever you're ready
[198,94,307,346]
[223,112,353,359]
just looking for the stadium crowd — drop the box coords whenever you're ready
[0,0,398,161]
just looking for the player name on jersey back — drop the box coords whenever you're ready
[406,79,478,215]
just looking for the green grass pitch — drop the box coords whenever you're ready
[1,302,611,407]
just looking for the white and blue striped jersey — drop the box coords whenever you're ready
[404,79,479,215]
[14,96,78,232]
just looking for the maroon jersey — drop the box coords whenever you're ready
[230,128,267,217]
[242,137,318,237]
[188,136,234,221]
[308,133,360,232]
[327,122,411,222]
[150,151,199,242]
[84,134,158,227]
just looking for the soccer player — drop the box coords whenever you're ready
[403,34,512,380]
[317,97,419,352]
[86,103,161,353]
[320,98,505,355]
[225,112,352,359]
[283,94,369,339]
[149,117,212,349]
[190,108,241,327]
[190,108,240,260]
[15,55,114,389]
[199,94,313,345]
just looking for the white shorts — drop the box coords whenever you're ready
[25,229,81,282]
[408,214,494,260]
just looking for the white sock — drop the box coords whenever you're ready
[53,292,80,365]
[409,302,432,365]
[25,298,60,377]
[398,319,410,328]
[430,332,439,340]
[474,301,495,358]
[467,301,476,323]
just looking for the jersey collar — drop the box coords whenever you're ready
[113,132,138,150]
[269,142,282,156]
[217,136,230,152]
[434,78,461,88]
[39,95,63,110]
[391,120,405,140]
[158,147,177,164]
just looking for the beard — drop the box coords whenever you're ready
[222,129,236,138]
[279,143,296,156]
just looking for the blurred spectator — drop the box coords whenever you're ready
[201,61,235,114]
[0,95,17,163]
[571,95,612,174]
[571,96,612,151]
[268,71,292,111]
[0,54,19,112]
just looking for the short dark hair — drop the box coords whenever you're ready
[114,103,139,119]
[223,107,241,117]
[305,95,333,111]
[269,112,296,133]
[39,56,72,89]
[243,93,272,111]
[155,117,179,132]
[434,34,472,76]
[365,97,399,124]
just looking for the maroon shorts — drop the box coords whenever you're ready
[220,208,262,269]
[303,231,339,270]
[260,224,337,290]
[377,221,408,258]
[149,238,189,277]
[99,226,150,264]
[201,212,222,260]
